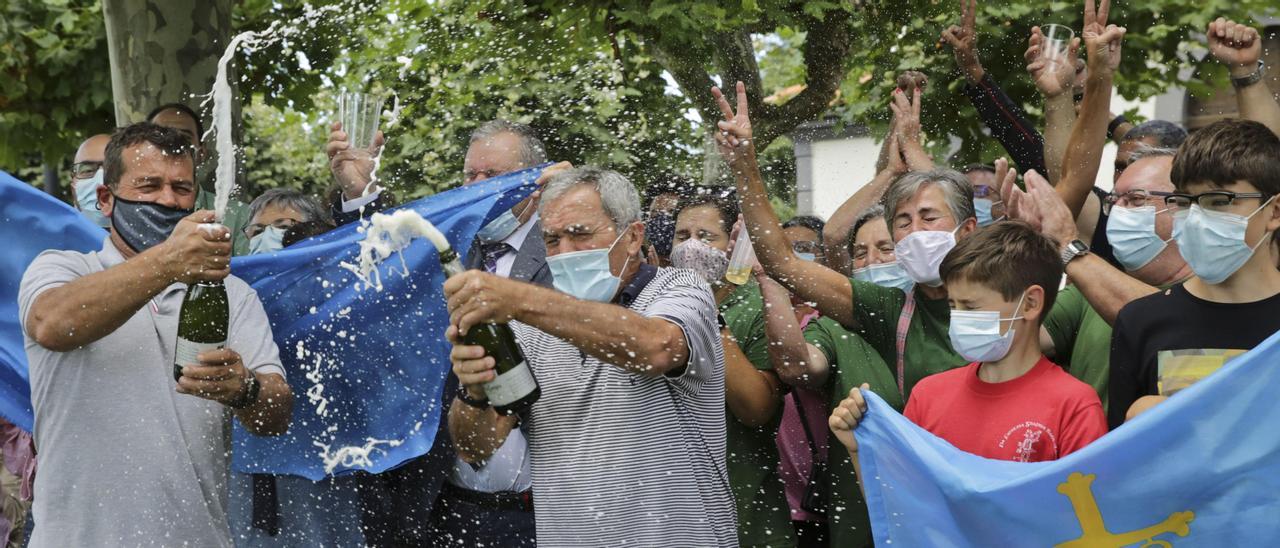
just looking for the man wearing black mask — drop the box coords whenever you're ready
[19,123,294,547]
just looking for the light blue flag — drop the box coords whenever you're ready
[853,330,1280,547]
[231,167,540,480]
[0,171,106,431]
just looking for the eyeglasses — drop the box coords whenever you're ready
[244,218,299,239]
[1161,191,1273,213]
[792,241,822,255]
[973,185,997,199]
[72,161,103,179]
[1103,189,1177,214]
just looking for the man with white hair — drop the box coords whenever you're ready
[444,167,737,546]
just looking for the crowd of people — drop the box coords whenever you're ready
[9,0,1280,545]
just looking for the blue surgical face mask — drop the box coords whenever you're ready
[974,199,997,227]
[75,170,110,228]
[1107,205,1173,271]
[1175,198,1277,284]
[949,292,1026,363]
[852,261,914,293]
[476,199,533,243]
[547,228,631,302]
[795,252,816,262]
[249,225,286,255]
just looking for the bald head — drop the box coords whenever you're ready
[74,134,112,165]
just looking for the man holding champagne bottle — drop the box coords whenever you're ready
[17,123,293,548]
[445,167,737,546]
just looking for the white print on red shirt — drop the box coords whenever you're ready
[998,421,1059,462]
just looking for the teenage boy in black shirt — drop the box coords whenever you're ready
[1109,119,1280,428]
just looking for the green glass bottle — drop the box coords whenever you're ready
[440,247,540,415]
[174,281,229,381]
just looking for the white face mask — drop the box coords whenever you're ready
[948,291,1026,363]
[894,225,961,287]
[1106,205,1173,271]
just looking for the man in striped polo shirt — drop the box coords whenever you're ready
[444,167,737,546]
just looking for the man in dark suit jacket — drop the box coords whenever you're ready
[326,118,565,546]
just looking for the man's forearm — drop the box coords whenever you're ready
[1043,93,1077,184]
[234,373,293,436]
[1058,70,1114,218]
[26,249,174,351]
[513,285,690,376]
[1066,254,1158,325]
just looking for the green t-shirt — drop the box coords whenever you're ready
[1044,285,1113,411]
[195,188,252,256]
[719,281,795,547]
[805,316,904,548]
[849,279,968,399]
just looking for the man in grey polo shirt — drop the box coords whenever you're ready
[18,123,294,547]
[444,167,736,546]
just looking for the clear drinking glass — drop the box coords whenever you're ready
[337,91,386,149]
[1041,24,1075,66]
[724,226,756,285]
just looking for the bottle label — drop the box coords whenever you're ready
[484,361,537,406]
[175,337,226,368]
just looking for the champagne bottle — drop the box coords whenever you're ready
[174,281,229,381]
[440,247,541,415]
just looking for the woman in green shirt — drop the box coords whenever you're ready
[670,189,796,548]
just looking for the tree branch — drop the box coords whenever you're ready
[754,7,853,150]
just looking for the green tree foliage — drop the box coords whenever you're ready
[0,0,113,171]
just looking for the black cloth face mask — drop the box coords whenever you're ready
[109,193,193,253]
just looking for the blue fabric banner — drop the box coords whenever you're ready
[853,330,1280,547]
[0,171,106,431]
[230,168,539,480]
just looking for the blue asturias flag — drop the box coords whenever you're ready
[230,168,539,480]
[0,167,538,480]
[0,171,105,431]
[853,330,1280,547]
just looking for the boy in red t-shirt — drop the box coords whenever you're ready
[830,222,1107,473]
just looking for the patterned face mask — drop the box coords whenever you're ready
[670,238,730,285]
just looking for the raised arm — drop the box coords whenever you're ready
[722,328,783,428]
[1025,26,1082,184]
[1057,0,1124,218]
[711,82,859,329]
[944,0,1047,174]
[756,268,830,390]
[1207,18,1280,136]
[891,87,935,171]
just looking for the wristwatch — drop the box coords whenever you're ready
[457,386,491,409]
[1231,61,1265,89]
[1060,239,1090,267]
[230,372,261,409]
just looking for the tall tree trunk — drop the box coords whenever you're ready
[41,160,59,199]
[101,0,239,192]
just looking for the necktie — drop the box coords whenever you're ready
[481,242,514,274]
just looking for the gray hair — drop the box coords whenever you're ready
[880,169,975,231]
[538,167,642,230]
[469,119,548,169]
[248,188,331,224]
[1126,143,1178,164]
[1122,120,1187,149]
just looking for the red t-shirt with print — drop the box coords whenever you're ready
[903,356,1107,462]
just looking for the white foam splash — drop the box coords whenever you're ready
[338,210,449,291]
[314,438,403,475]
[202,23,282,220]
